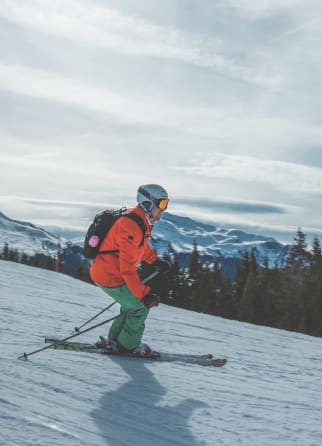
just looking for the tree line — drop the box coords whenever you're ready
[2,228,322,337]
[143,229,322,338]
[0,241,90,281]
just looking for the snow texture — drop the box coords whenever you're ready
[1,260,322,446]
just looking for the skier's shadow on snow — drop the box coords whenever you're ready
[92,357,208,446]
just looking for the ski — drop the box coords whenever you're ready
[45,338,227,367]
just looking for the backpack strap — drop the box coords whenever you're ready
[122,212,147,248]
[98,212,146,255]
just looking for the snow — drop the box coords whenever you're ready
[1,260,322,446]
[0,212,67,257]
[0,210,289,268]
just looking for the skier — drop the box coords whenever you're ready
[90,184,170,357]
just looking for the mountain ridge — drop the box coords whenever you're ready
[0,210,290,276]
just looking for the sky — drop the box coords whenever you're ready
[1,0,322,243]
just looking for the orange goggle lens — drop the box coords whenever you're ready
[156,198,169,210]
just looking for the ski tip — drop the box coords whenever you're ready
[213,358,227,367]
[17,352,28,361]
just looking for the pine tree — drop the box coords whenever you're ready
[257,258,280,327]
[165,253,179,306]
[20,252,29,264]
[287,228,309,274]
[234,250,250,302]
[193,265,214,313]
[186,241,202,311]
[44,255,54,270]
[157,252,172,303]
[303,238,322,335]
[9,248,19,262]
[207,260,222,314]
[210,262,236,320]
[2,242,9,260]
[189,240,200,279]
[239,269,259,323]
[250,248,258,275]
[311,237,322,264]
[75,262,85,280]
[281,229,309,332]
[238,249,260,323]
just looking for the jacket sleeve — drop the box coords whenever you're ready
[142,239,158,264]
[117,218,151,300]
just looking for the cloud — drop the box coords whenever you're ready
[0,0,282,89]
[269,18,320,43]
[0,62,274,140]
[0,62,138,122]
[172,152,322,196]
[225,0,308,19]
[0,196,118,231]
[2,60,322,158]
[175,197,286,214]
[1,0,322,245]
[0,62,201,133]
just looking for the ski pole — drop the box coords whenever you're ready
[18,270,160,361]
[73,301,116,333]
[18,311,124,361]
[73,269,160,332]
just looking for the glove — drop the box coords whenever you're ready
[142,292,160,308]
[154,258,171,273]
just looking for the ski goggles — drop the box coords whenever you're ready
[155,198,169,211]
[139,186,169,211]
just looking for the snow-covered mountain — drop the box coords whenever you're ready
[0,211,289,275]
[1,260,322,446]
[150,213,289,271]
[0,211,67,256]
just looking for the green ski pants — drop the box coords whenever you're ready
[98,284,149,350]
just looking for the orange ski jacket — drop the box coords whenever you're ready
[90,205,157,300]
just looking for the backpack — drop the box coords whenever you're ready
[83,207,146,259]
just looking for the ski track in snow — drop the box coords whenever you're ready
[1,260,322,446]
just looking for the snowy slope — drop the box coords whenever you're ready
[1,260,322,446]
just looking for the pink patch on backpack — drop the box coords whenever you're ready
[88,235,100,247]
